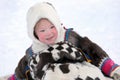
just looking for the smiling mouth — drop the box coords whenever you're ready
[46,36,54,40]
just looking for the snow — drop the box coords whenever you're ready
[0,0,120,77]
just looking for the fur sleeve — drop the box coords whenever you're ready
[15,56,28,79]
[68,31,109,67]
[15,55,33,80]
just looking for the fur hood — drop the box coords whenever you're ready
[26,2,65,53]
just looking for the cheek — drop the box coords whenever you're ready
[55,31,58,37]
[37,33,45,41]
[53,29,58,36]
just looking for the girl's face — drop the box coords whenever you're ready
[35,19,58,45]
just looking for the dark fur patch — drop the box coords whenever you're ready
[59,64,69,73]
[75,76,83,80]
[86,76,94,80]
[48,64,55,72]
[48,47,54,51]
[95,77,100,80]
[56,45,64,50]
[85,76,100,80]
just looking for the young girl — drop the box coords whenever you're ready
[8,2,120,80]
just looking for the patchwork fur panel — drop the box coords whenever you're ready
[42,62,106,80]
[28,41,106,80]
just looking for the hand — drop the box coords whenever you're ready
[110,66,120,80]
[113,73,120,80]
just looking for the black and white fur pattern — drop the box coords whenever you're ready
[28,41,106,80]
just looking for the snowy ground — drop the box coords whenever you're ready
[0,0,120,77]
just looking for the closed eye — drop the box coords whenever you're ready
[50,26,55,29]
[40,29,45,32]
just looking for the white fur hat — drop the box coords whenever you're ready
[26,2,65,53]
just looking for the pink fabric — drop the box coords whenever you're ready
[101,58,118,76]
[8,74,16,80]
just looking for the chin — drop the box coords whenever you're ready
[45,41,54,45]
[48,42,55,45]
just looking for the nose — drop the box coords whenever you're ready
[46,29,52,36]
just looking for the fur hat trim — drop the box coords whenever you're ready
[26,2,65,53]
